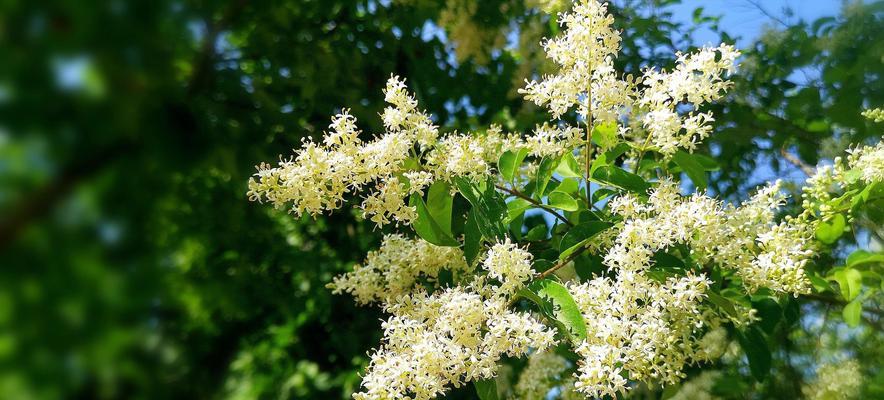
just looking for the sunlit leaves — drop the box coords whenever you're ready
[518,279,588,345]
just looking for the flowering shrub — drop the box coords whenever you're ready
[249,1,882,398]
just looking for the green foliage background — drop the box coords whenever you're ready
[0,0,880,398]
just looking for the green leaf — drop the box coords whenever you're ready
[555,152,582,178]
[591,121,619,150]
[426,181,453,233]
[846,250,884,268]
[553,177,580,194]
[808,271,833,293]
[463,210,483,265]
[591,188,617,204]
[590,143,630,174]
[707,291,739,318]
[737,326,771,382]
[558,221,612,261]
[832,268,863,301]
[661,383,682,400]
[474,378,499,400]
[548,191,579,211]
[815,213,846,244]
[506,198,531,222]
[454,177,508,240]
[523,279,588,345]
[693,153,719,171]
[409,192,459,247]
[525,224,548,241]
[535,156,561,199]
[843,298,862,328]
[498,148,529,183]
[591,165,650,194]
[672,150,708,189]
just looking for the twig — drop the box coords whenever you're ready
[495,184,573,227]
[780,147,816,176]
[536,242,589,280]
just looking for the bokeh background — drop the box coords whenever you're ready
[0,0,881,398]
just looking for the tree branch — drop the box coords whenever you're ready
[780,147,816,176]
[495,184,573,227]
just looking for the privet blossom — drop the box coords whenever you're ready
[249,1,881,399]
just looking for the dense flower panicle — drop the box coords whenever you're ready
[355,287,555,400]
[250,76,524,227]
[638,45,739,156]
[525,123,584,157]
[424,129,515,181]
[521,0,739,158]
[846,141,884,184]
[328,234,469,305]
[520,0,622,118]
[609,181,814,296]
[802,360,863,400]
[482,239,535,296]
[249,2,881,399]
[568,273,711,397]
[514,351,570,399]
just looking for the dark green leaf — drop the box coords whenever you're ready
[409,193,459,246]
[535,156,561,199]
[737,326,771,382]
[474,378,499,400]
[832,268,863,301]
[707,291,739,318]
[523,279,588,345]
[672,150,708,189]
[556,152,582,178]
[525,224,548,241]
[559,221,613,261]
[498,148,529,183]
[463,210,483,265]
[426,181,453,233]
[591,166,650,194]
[846,250,884,268]
[454,177,508,240]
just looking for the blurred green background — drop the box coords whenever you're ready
[0,0,881,399]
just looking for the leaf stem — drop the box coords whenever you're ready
[633,132,654,174]
[536,241,590,280]
[494,184,573,227]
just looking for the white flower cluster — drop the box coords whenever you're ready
[482,239,535,296]
[247,77,435,226]
[520,0,622,119]
[637,45,738,156]
[520,0,739,157]
[250,77,521,227]
[802,359,863,400]
[567,273,712,397]
[801,140,883,222]
[525,123,584,157]
[610,181,814,296]
[328,234,469,305]
[669,371,722,400]
[346,240,555,400]
[847,141,884,184]
[514,350,570,399]
[356,287,555,400]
